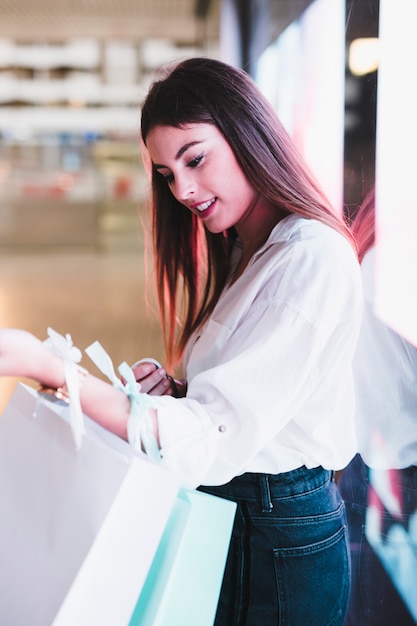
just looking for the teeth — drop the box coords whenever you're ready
[196,198,215,212]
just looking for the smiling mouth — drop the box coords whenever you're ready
[194,198,216,212]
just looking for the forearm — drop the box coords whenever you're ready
[0,329,159,445]
[0,329,63,383]
[50,366,160,445]
[78,374,131,440]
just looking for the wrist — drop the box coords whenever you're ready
[38,364,89,403]
[37,346,67,389]
[167,376,187,398]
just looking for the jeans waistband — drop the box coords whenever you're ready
[200,466,333,513]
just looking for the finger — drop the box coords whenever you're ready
[137,367,168,394]
[131,357,163,370]
[132,362,158,382]
[147,376,173,397]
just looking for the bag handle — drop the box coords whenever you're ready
[85,341,162,461]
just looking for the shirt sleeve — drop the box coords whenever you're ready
[147,223,362,488]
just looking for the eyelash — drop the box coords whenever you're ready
[188,154,204,168]
[161,153,205,184]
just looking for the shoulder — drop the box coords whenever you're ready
[273,214,348,243]
[260,216,362,324]
[267,215,359,274]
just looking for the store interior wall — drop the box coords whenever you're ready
[0,0,380,407]
[2,0,417,617]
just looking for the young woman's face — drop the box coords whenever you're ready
[145,123,261,235]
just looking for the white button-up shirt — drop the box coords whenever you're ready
[149,215,363,488]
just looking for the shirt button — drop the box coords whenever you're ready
[218,424,227,433]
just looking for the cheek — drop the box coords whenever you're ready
[225,168,255,202]
[217,160,245,191]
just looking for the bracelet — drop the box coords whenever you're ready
[38,365,89,403]
[166,375,179,397]
[167,375,187,398]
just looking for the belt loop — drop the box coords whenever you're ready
[259,474,273,513]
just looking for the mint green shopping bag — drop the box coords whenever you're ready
[129,488,236,626]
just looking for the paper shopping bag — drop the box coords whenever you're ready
[0,383,181,626]
[130,488,236,626]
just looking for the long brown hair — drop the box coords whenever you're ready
[140,57,357,366]
[351,187,376,263]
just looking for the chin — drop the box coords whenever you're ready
[205,224,225,234]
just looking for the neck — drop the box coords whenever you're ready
[236,198,288,257]
[230,199,289,284]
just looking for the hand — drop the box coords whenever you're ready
[131,359,187,398]
[131,360,173,396]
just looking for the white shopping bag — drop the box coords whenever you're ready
[0,383,181,626]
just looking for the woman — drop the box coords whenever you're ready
[0,58,362,625]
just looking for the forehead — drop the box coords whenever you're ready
[145,122,221,162]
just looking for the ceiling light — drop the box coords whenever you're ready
[349,37,379,76]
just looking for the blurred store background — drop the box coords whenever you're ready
[0,0,397,408]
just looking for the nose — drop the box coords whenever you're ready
[172,173,196,203]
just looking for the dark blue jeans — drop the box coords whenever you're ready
[338,454,417,625]
[199,466,350,625]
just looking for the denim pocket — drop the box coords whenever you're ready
[273,523,350,626]
[202,470,351,626]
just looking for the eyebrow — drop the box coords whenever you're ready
[153,140,202,170]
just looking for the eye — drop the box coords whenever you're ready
[187,154,204,168]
